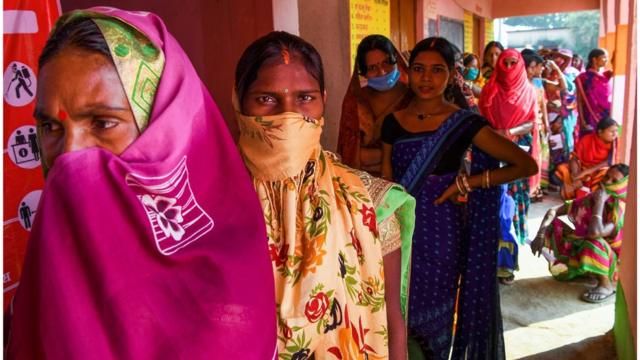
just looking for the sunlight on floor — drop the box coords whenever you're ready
[501,196,616,359]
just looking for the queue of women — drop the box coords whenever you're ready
[5,7,629,360]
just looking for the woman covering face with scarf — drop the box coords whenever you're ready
[8,8,277,358]
[234,31,416,359]
[532,164,629,303]
[479,49,538,284]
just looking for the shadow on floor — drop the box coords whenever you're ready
[518,331,616,360]
[499,275,614,332]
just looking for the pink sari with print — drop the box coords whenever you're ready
[7,8,276,359]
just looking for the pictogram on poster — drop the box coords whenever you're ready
[3,61,37,107]
[3,0,60,309]
[17,190,42,231]
[7,125,41,169]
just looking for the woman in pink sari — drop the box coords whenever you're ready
[479,49,538,283]
[7,8,277,359]
[576,48,612,138]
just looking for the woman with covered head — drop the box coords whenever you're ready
[381,37,536,359]
[532,164,629,303]
[575,48,613,137]
[555,117,619,200]
[338,34,412,175]
[8,8,277,358]
[479,49,538,276]
[234,31,416,359]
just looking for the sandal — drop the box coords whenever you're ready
[581,287,616,303]
[499,275,515,285]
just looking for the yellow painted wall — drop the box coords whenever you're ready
[463,10,474,53]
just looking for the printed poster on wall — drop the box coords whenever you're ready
[3,0,60,309]
[349,0,390,71]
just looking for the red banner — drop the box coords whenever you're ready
[3,0,60,309]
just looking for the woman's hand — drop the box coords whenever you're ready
[571,179,583,190]
[434,182,460,205]
[531,231,546,257]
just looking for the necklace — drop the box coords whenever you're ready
[414,105,449,121]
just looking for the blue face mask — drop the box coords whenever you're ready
[532,77,544,89]
[367,65,400,92]
[464,67,479,81]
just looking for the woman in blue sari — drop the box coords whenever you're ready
[381,38,537,359]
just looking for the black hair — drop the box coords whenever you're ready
[521,48,535,57]
[572,54,583,65]
[355,34,397,76]
[39,16,111,70]
[587,48,607,70]
[409,37,458,69]
[234,31,325,106]
[523,53,544,68]
[463,53,478,67]
[597,117,618,131]
[610,163,630,177]
[409,38,465,108]
[482,41,504,66]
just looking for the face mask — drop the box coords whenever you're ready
[464,67,479,81]
[532,77,544,88]
[366,65,400,91]
[236,111,323,181]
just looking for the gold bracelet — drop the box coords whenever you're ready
[455,175,466,195]
[461,174,472,193]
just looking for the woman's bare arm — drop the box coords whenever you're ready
[381,142,394,181]
[383,249,407,360]
[508,122,534,137]
[587,188,616,238]
[471,126,538,184]
[435,126,538,204]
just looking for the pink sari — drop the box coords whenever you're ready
[576,70,612,137]
[7,8,276,359]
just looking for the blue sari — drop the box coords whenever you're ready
[392,110,505,360]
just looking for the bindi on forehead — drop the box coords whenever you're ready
[57,109,68,121]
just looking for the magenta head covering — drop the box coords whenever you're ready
[7,7,276,359]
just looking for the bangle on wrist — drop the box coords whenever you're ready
[455,175,465,195]
[461,174,472,193]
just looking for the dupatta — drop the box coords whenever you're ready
[8,8,277,359]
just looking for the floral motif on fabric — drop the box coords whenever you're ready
[255,151,389,359]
